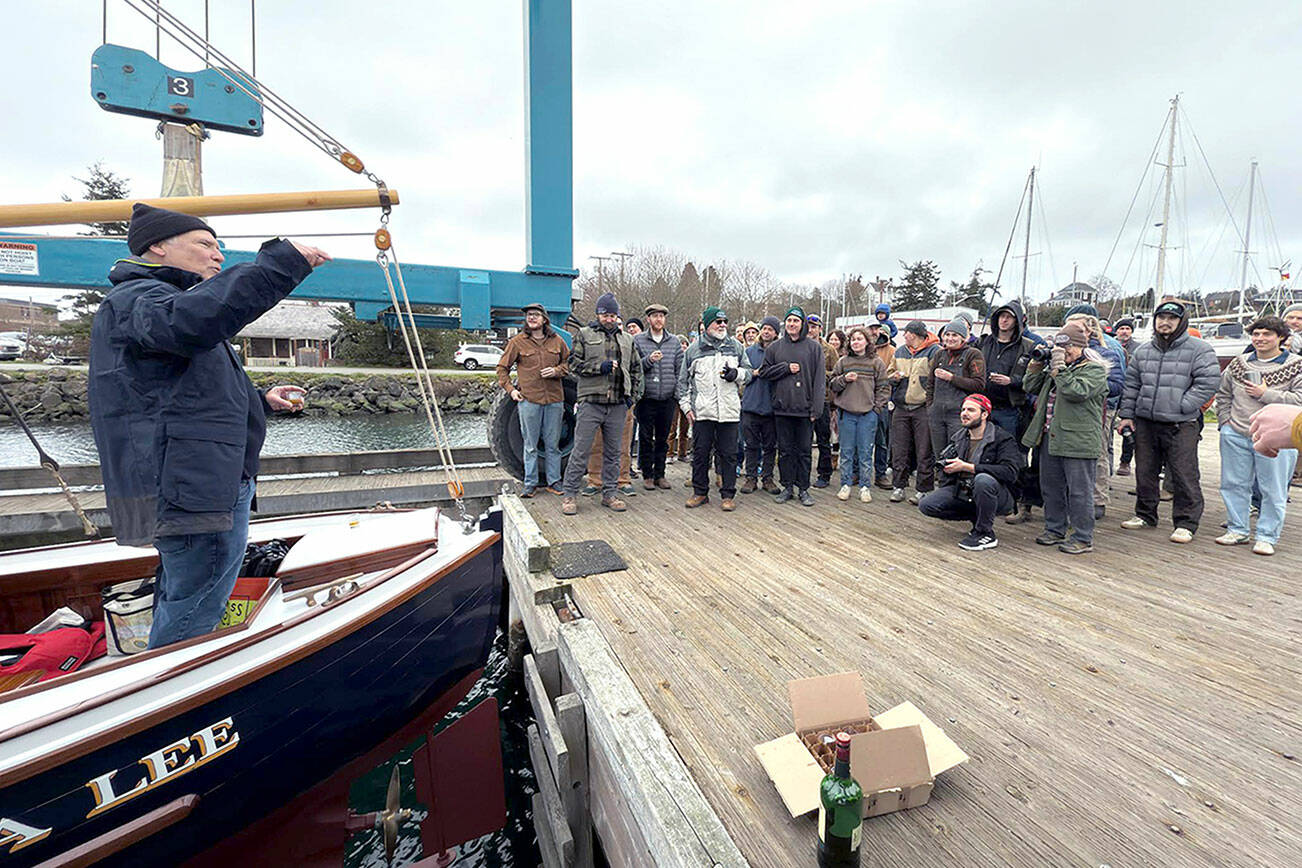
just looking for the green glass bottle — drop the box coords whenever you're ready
[817,731,863,867]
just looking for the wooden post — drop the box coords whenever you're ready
[161,123,203,198]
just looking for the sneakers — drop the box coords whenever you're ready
[1058,539,1093,555]
[643,478,657,491]
[1004,505,1033,525]
[740,477,757,494]
[721,498,736,512]
[799,489,815,507]
[1215,531,1251,546]
[520,485,537,498]
[1116,462,1131,476]
[907,491,923,506]
[1169,528,1194,543]
[812,477,830,489]
[685,494,709,508]
[580,485,599,497]
[561,497,578,515]
[774,487,794,504]
[545,483,564,496]
[619,484,637,497]
[1120,516,1153,530]
[859,486,872,503]
[1035,531,1066,546]
[655,478,672,490]
[601,496,627,512]
[1253,540,1275,556]
[958,531,998,551]
[837,484,852,501]
[890,488,906,503]
[762,478,783,494]
[875,475,893,491]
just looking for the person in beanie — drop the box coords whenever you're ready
[865,321,895,488]
[1214,316,1302,555]
[889,320,940,504]
[89,203,329,648]
[1117,299,1220,542]
[741,315,782,494]
[830,327,891,502]
[1284,303,1302,355]
[633,303,682,490]
[1021,321,1110,554]
[677,306,752,509]
[917,394,1023,550]
[1112,316,1139,475]
[805,314,838,487]
[561,292,643,515]
[926,318,986,464]
[758,306,826,505]
[497,302,570,497]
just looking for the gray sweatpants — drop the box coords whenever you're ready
[1041,452,1097,544]
[563,402,628,497]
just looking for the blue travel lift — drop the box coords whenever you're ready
[0,0,580,478]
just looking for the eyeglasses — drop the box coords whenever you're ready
[713,318,728,325]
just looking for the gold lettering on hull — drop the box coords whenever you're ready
[0,818,52,854]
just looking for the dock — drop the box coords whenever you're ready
[504,437,1300,866]
[0,446,509,548]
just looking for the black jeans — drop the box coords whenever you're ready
[890,404,934,492]
[742,411,777,481]
[1133,417,1203,531]
[918,473,1013,536]
[775,414,814,492]
[691,419,739,498]
[636,396,677,480]
[812,405,833,481]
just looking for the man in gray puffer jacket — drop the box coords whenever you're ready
[1117,299,1220,541]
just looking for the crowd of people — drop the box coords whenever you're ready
[497,292,1302,555]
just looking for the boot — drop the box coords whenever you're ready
[685,494,710,508]
[762,477,782,494]
[740,477,757,494]
[1004,504,1033,525]
[655,478,671,490]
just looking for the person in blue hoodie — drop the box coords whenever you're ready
[874,303,898,339]
[89,204,328,648]
[740,316,781,493]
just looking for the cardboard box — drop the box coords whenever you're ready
[753,672,968,818]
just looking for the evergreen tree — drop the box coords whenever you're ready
[57,163,133,354]
[894,260,942,311]
[947,265,995,317]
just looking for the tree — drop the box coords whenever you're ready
[329,308,468,367]
[894,260,942,311]
[1090,272,1122,301]
[56,163,133,355]
[947,264,996,317]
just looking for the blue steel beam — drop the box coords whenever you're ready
[524,0,575,278]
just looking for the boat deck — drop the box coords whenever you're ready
[521,438,1300,867]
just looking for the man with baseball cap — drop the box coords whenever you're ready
[89,203,330,648]
[917,393,1023,550]
[633,302,682,489]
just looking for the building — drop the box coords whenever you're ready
[0,296,58,334]
[837,306,980,340]
[1044,281,1098,307]
[235,301,343,367]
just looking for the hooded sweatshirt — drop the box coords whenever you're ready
[892,333,940,407]
[741,338,776,415]
[758,318,827,418]
[977,300,1035,409]
[874,303,898,339]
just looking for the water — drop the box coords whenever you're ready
[0,412,489,469]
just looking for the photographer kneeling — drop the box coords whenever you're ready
[918,394,1023,550]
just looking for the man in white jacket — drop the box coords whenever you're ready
[677,306,753,510]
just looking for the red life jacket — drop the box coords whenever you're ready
[0,623,107,694]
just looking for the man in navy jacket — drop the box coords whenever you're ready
[89,203,329,648]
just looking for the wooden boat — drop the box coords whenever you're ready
[0,506,506,866]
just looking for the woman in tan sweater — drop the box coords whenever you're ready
[829,327,891,502]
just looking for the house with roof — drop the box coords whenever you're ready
[1044,281,1098,307]
[0,296,58,334]
[235,301,343,367]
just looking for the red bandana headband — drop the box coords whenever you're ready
[964,394,992,414]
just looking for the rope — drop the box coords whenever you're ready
[45,463,100,537]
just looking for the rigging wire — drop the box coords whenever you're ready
[1034,180,1059,292]
[1099,110,1169,318]
[981,171,1030,333]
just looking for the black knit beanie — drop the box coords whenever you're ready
[127,203,216,256]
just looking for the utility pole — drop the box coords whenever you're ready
[610,250,632,293]
[1020,165,1036,308]
[1154,95,1179,300]
[589,254,612,299]
[1237,160,1257,322]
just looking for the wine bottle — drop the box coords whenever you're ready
[817,731,863,867]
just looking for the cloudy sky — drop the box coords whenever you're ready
[3,1,1299,308]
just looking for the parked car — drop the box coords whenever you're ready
[453,343,503,370]
[0,336,23,361]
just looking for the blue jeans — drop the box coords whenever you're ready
[872,407,890,477]
[518,399,564,487]
[838,410,879,486]
[1220,425,1297,544]
[150,479,254,649]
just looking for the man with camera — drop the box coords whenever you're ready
[917,393,1023,550]
[1021,320,1110,554]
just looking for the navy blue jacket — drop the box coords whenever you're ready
[88,240,312,545]
[740,341,774,415]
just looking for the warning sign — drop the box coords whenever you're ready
[0,241,39,276]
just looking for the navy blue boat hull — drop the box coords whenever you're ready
[0,532,501,867]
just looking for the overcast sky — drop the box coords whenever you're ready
[3,1,1299,308]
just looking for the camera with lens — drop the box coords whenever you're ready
[1028,343,1053,363]
[934,442,975,501]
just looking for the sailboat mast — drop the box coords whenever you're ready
[1237,160,1257,321]
[1020,166,1036,308]
[1154,95,1179,299]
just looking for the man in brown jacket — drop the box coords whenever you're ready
[496,302,570,497]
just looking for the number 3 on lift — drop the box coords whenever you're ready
[167,75,194,97]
